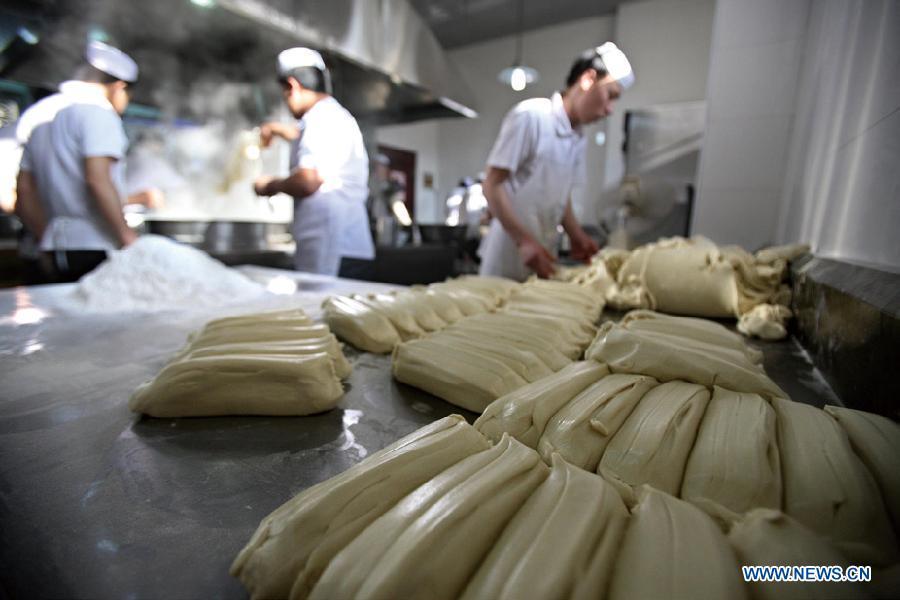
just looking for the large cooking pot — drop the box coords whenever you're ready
[204,221,290,253]
[145,219,291,252]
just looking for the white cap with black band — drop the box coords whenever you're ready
[596,42,634,89]
[86,40,138,83]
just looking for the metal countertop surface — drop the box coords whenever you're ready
[0,270,839,599]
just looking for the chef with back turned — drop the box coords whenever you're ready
[14,41,154,283]
[253,48,375,279]
[479,42,634,280]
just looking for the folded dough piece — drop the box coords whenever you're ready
[728,508,868,600]
[458,313,588,360]
[202,308,314,331]
[538,374,658,471]
[426,282,496,315]
[392,337,529,413]
[446,317,574,370]
[608,486,747,600]
[185,336,351,379]
[129,353,343,417]
[621,309,763,364]
[445,275,520,305]
[774,398,899,566]
[309,434,548,600]
[824,404,900,536]
[371,291,448,332]
[188,322,333,349]
[322,295,400,354]
[681,387,781,516]
[599,381,710,497]
[415,288,465,324]
[475,361,610,448]
[586,321,787,400]
[435,330,554,381]
[351,294,426,340]
[230,415,490,600]
[462,454,628,600]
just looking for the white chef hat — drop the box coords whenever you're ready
[595,42,634,89]
[277,47,327,77]
[86,40,138,83]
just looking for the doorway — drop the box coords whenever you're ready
[376,145,416,220]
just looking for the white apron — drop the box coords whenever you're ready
[478,155,575,281]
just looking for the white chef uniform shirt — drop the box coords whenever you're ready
[289,96,374,275]
[18,80,128,251]
[479,91,587,280]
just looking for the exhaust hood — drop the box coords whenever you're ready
[1,0,478,124]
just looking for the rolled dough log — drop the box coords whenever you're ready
[434,330,554,382]
[230,415,490,600]
[371,291,447,332]
[475,361,610,448]
[129,353,343,417]
[586,321,787,400]
[185,336,351,379]
[351,294,425,340]
[608,486,747,600]
[598,381,709,496]
[824,404,900,538]
[681,386,781,516]
[309,435,548,600]
[728,508,868,600]
[774,398,899,566]
[322,295,400,354]
[462,454,628,600]
[538,373,658,471]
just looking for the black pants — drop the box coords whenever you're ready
[338,257,375,281]
[37,250,108,284]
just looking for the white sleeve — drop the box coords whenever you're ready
[295,114,343,172]
[486,106,536,173]
[80,106,126,159]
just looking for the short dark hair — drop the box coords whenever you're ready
[565,48,609,88]
[279,66,328,93]
[73,63,121,84]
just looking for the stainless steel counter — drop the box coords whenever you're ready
[0,271,840,598]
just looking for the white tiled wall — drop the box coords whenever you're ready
[692,0,810,250]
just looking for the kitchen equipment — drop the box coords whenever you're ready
[204,221,290,254]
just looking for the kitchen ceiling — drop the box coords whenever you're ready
[408,0,636,49]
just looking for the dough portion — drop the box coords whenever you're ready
[824,404,900,536]
[608,486,747,600]
[538,374,658,471]
[728,508,868,600]
[309,434,548,600]
[737,303,793,340]
[586,320,786,400]
[598,381,710,497]
[681,387,781,516]
[321,295,400,354]
[230,415,490,600]
[325,276,516,353]
[130,306,351,417]
[622,309,763,364]
[475,361,610,448]
[462,454,628,600]
[774,397,899,566]
[129,353,343,417]
[392,337,529,413]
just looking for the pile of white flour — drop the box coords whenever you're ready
[71,235,267,312]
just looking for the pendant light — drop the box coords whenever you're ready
[497,0,538,91]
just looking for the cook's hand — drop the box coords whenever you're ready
[129,188,165,209]
[119,227,138,248]
[259,122,300,147]
[518,237,557,278]
[253,175,278,196]
[570,231,599,263]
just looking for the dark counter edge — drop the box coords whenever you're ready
[791,254,900,419]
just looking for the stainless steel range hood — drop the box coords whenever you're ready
[1,0,478,124]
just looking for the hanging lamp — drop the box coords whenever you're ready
[497,0,538,91]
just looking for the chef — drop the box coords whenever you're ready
[253,47,375,279]
[15,41,141,283]
[479,42,634,280]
